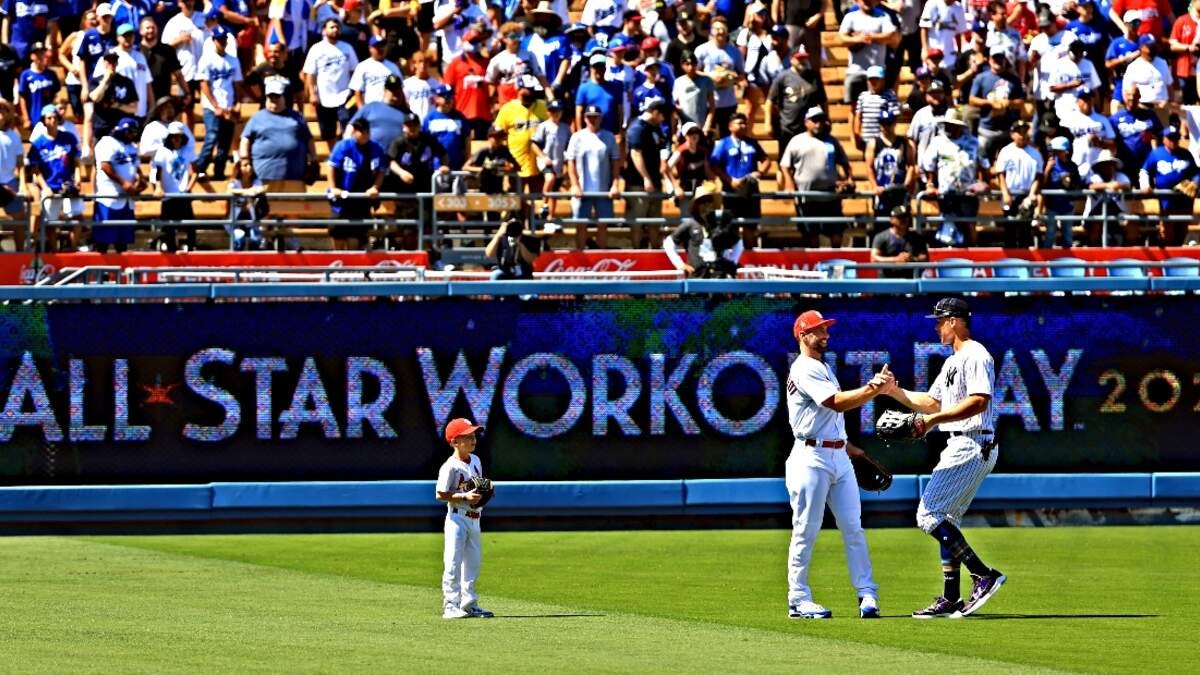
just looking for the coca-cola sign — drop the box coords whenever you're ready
[535,251,677,274]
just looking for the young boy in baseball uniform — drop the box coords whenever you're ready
[785,310,894,619]
[436,418,494,619]
[878,297,1007,618]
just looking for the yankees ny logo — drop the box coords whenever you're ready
[946,368,958,387]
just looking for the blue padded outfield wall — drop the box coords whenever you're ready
[0,295,1196,486]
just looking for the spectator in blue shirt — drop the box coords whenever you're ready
[348,74,411,150]
[709,112,769,248]
[1139,125,1198,246]
[575,52,622,133]
[1105,18,1141,104]
[327,117,385,249]
[423,84,468,170]
[73,2,116,84]
[1110,86,1162,169]
[17,43,60,129]
[3,0,53,62]
[27,104,82,249]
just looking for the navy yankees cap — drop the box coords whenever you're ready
[927,297,971,319]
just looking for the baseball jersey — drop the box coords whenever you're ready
[928,340,995,432]
[786,355,847,441]
[436,453,484,513]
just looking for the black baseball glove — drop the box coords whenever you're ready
[466,476,494,508]
[851,453,893,493]
[876,409,928,442]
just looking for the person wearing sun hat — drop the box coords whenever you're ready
[922,107,989,246]
[1082,150,1131,246]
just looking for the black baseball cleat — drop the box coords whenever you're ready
[953,572,1006,618]
[912,596,964,619]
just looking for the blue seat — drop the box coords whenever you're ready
[993,258,1032,279]
[1164,257,1199,277]
[1049,257,1087,278]
[1108,258,1145,278]
[817,258,857,279]
[938,257,975,278]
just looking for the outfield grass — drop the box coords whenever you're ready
[0,527,1192,673]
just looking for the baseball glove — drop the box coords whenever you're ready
[466,476,494,508]
[851,453,893,493]
[876,409,928,442]
[1174,178,1199,198]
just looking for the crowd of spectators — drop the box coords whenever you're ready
[0,0,1197,258]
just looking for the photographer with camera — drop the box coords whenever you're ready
[486,218,542,280]
[663,181,743,279]
[93,116,146,253]
[28,104,83,251]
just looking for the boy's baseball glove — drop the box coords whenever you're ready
[467,476,494,507]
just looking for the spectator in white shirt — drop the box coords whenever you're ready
[161,0,206,127]
[1049,40,1102,118]
[840,0,900,103]
[151,121,198,252]
[920,0,969,69]
[994,119,1044,247]
[350,35,402,108]
[1122,33,1174,107]
[194,26,242,180]
[303,18,359,142]
[433,0,489,69]
[1059,91,1116,177]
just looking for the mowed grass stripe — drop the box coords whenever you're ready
[0,537,1045,675]
[86,527,1198,673]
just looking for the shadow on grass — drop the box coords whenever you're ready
[971,613,1157,620]
[492,613,607,619]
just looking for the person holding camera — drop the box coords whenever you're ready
[28,104,83,251]
[93,116,146,253]
[486,218,542,280]
[663,181,743,278]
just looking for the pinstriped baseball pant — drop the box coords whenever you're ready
[916,433,999,534]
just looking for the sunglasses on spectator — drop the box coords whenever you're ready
[506,32,524,40]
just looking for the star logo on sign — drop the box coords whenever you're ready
[142,374,180,407]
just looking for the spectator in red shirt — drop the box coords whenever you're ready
[1170,1,1200,103]
[443,28,494,139]
[1110,0,1174,39]
[1005,0,1038,37]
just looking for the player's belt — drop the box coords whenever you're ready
[801,438,846,449]
[451,508,481,519]
[949,430,993,437]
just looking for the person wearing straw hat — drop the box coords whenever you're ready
[527,1,570,86]
[1082,149,1131,246]
[662,180,742,278]
[921,107,989,247]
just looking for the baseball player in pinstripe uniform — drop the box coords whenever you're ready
[878,298,1007,618]
[785,310,893,620]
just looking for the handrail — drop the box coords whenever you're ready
[1,275,1197,301]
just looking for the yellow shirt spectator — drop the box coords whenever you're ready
[494,98,548,178]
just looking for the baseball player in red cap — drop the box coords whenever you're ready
[785,310,894,619]
[436,417,494,619]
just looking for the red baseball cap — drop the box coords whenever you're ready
[793,310,836,338]
[462,28,483,43]
[445,418,482,442]
[641,36,660,51]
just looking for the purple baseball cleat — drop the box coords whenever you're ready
[912,596,965,619]
[954,572,1007,617]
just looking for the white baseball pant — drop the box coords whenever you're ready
[785,444,879,605]
[442,510,482,610]
[917,433,999,533]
